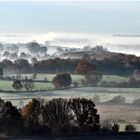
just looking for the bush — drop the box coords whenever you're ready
[125,124,136,132]
[12,80,23,91]
[112,123,120,132]
[104,95,126,105]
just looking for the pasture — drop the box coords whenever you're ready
[0,74,128,91]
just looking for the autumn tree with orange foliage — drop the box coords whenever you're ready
[21,98,43,134]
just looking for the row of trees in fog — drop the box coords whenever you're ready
[0,52,140,75]
[10,58,103,91]
[2,56,140,90]
[0,42,48,61]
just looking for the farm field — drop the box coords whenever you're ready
[21,74,84,82]
[21,73,127,83]
[0,80,54,91]
[0,74,139,131]
[1,74,128,91]
[0,85,139,131]
[0,86,140,106]
[0,86,140,131]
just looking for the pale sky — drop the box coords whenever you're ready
[0,1,140,34]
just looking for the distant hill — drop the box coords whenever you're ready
[59,49,138,61]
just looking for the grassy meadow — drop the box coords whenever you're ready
[0,74,128,91]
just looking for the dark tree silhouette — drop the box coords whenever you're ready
[21,98,43,134]
[14,59,31,73]
[0,101,23,134]
[52,73,72,89]
[43,98,73,133]
[0,97,101,135]
[69,98,100,131]
[112,123,120,132]
[0,67,3,78]
[125,124,136,132]
[22,78,35,91]
[12,80,23,91]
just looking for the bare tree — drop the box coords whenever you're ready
[43,98,73,133]
[69,98,100,131]
[22,78,35,91]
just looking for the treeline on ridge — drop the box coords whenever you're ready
[0,54,140,75]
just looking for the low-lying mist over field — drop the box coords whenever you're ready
[2,86,140,128]
[0,32,140,58]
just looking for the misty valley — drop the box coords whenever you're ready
[0,1,140,139]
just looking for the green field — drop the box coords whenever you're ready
[0,74,128,91]
[21,74,127,83]
[21,73,84,82]
[102,75,127,83]
[0,81,54,91]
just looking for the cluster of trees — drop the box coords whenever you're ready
[83,45,108,52]
[12,78,35,91]
[127,69,140,87]
[0,97,100,135]
[101,120,136,132]
[52,73,72,89]
[0,41,48,61]
[0,54,140,75]
[0,97,136,136]
[76,58,102,86]
[51,58,102,89]
[27,42,47,56]
[0,58,78,74]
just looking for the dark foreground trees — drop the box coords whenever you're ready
[0,97,101,136]
[69,98,100,131]
[0,99,23,135]
[43,98,73,134]
[21,98,43,134]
